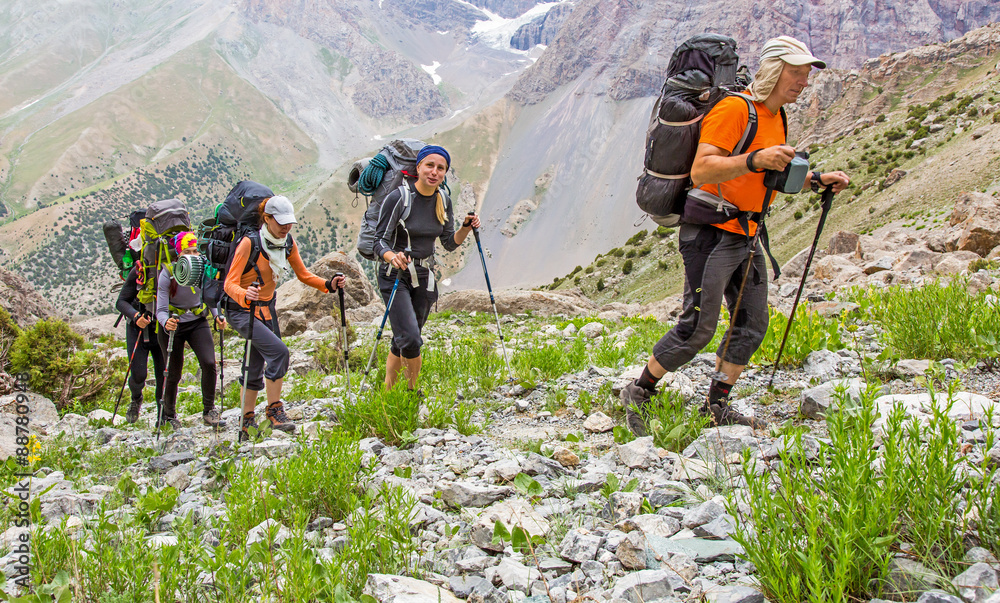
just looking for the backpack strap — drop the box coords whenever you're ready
[728,93,783,279]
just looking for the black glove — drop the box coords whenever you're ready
[325,278,336,293]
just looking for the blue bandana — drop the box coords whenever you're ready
[416,145,450,169]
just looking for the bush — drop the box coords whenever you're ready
[622,259,633,275]
[596,279,605,291]
[10,320,114,409]
[584,266,594,274]
[626,230,647,246]
[875,114,886,123]
[654,226,675,238]
[793,211,803,220]
[0,307,20,370]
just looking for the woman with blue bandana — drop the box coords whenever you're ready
[372,144,480,389]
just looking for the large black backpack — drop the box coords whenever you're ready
[198,181,290,307]
[635,34,755,226]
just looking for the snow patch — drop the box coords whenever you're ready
[421,61,442,85]
[468,1,572,53]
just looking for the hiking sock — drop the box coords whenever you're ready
[708,379,733,405]
[636,366,661,393]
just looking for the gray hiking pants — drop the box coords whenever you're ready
[227,300,288,391]
[652,223,769,370]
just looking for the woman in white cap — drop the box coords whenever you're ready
[224,195,346,441]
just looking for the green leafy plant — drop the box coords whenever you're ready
[851,279,1000,365]
[752,305,844,368]
[644,390,710,453]
[512,473,544,501]
[492,521,545,554]
[10,319,117,409]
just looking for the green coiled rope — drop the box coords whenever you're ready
[358,154,390,195]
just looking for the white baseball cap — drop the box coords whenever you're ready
[761,36,826,69]
[264,195,297,225]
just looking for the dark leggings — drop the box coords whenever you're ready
[156,318,217,417]
[125,322,164,404]
[377,266,438,359]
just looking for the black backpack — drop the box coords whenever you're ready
[102,209,146,280]
[197,181,291,307]
[635,34,758,226]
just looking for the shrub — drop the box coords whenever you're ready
[0,307,20,370]
[626,230,647,246]
[584,266,594,274]
[10,320,115,409]
[654,226,675,238]
[638,245,653,257]
[793,211,803,220]
[625,249,636,259]
[875,114,886,123]
[622,259,633,275]
[596,279,605,291]
[658,260,668,270]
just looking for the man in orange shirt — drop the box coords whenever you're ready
[622,36,850,433]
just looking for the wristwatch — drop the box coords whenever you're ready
[810,171,823,193]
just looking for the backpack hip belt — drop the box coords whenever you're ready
[383,255,436,291]
[169,303,209,319]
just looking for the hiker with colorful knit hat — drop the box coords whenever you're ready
[621,36,850,433]
[156,232,227,429]
[373,144,480,390]
[224,195,346,441]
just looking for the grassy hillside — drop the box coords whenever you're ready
[0,41,320,314]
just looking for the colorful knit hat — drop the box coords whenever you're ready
[173,231,198,254]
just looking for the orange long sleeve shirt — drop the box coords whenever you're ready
[223,236,327,322]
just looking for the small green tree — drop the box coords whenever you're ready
[622,259,633,275]
[10,320,114,409]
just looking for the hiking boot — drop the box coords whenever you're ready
[125,398,142,424]
[202,407,226,428]
[620,381,653,437]
[156,415,182,431]
[701,401,769,430]
[265,402,296,433]
[239,414,258,443]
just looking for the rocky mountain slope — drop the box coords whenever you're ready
[1,0,999,314]
[445,4,1000,292]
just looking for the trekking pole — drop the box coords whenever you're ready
[768,185,835,388]
[467,212,515,383]
[156,313,179,441]
[359,269,403,392]
[238,282,261,442]
[215,305,225,432]
[711,187,777,384]
[334,272,352,398]
[111,313,148,422]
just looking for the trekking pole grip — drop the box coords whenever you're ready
[466,211,481,243]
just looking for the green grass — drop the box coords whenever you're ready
[850,278,1000,366]
[732,383,992,602]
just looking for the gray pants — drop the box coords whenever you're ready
[227,300,288,391]
[652,224,769,370]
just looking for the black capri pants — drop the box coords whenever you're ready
[652,223,769,370]
[377,265,437,359]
